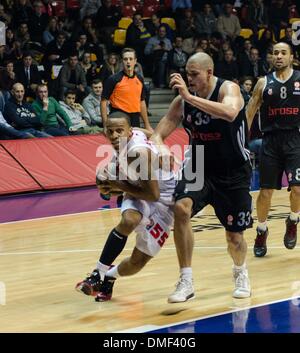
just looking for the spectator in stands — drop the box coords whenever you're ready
[82,79,104,126]
[3,83,49,137]
[32,83,72,136]
[74,32,103,64]
[144,25,173,88]
[0,4,11,26]
[167,36,189,78]
[261,50,274,75]
[5,28,16,54]
[0,61,17,94]
[195,37,214,58]
[12,0,33,29]
[60,90,102,134]
[100,47,152,131]
[240,76,254,106]
[208,32,222,62]
[217,3,241,42]
[15,52,42,98]
[0,110,34,139]
[44,31,70,67]
[172,0,192,24]
[281,27,298,56]
[256,27,275,58]
[80,52,100,87]
[58,53,88,100]
[72,16,99,46]
[178,8,198,39]
[247,0,269,34]
[99,52,121,85]
[95,0,122,52]
[15,22,31,49]
[147,13,173,42]
[194,3,217,36]
[182,35,201,55]
[5,39,23,64]
[0,45,7,67]
[215,48,239,82]
[42,17,60,46]
[237,39,253,71]
[28,1,48,43]
[126,13,152,66]
[268,0,289,41]
[80,0,102,20]
[240,47,265,78]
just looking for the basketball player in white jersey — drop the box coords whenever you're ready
[76,111,175,301]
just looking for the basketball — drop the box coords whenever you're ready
[96,161,122,198]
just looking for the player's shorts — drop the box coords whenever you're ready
[121,196,174,257]
[174,162,253,232]
[259,129,300,189]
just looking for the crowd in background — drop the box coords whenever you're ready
[0,0,300,149]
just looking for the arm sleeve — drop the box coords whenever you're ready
[53,98,72,128]
[32,101,48,125]
[82,98,94,123]
[102,75,118,100]
[59,67,76,89]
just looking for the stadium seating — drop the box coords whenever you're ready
[240,28,253,39]
[161,17,176,31]
[118,17,133,29]
[113,29,127,46]
[51,1,66,17]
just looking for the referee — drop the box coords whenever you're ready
[100,47,153,132]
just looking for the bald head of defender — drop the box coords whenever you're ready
[185,52,215,93]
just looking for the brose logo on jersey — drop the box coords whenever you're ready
[268,106,299,117]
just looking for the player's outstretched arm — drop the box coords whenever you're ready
[246,77,265,129]
[151,95,183,144]
[184,80,244,122]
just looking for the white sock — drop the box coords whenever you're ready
[106,265,120,279]
[180,267,193,281]
[96,261,110,281]
[289,211,299,222]
[257,221,267,232]
[233,263,247,272]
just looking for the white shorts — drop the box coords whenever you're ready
[121,197,174,257]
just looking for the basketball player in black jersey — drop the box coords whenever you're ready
[152,52,252,303]
[247,42,300,257]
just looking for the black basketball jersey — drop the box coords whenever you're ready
[183,77,250,172]
[260,70,300,132]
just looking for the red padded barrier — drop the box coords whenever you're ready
[1,135,110,190]
[0,145,42,194]
[0,129,188,195]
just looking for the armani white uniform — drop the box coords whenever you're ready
[119,129,175,257]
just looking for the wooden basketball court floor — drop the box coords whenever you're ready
[0,189,299,333]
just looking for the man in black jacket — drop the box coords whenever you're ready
[15,52,42,98]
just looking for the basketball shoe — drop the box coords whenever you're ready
[167,276,195,303]
[75,269,102,296]
[284,216,298,249]
[253,227,269,257]
[95,275,116,302]
[232,267,251,299]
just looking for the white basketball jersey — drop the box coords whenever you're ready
[119,129,175,203]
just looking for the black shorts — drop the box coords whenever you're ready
[259,129,300,189]
[174,162,253,232]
